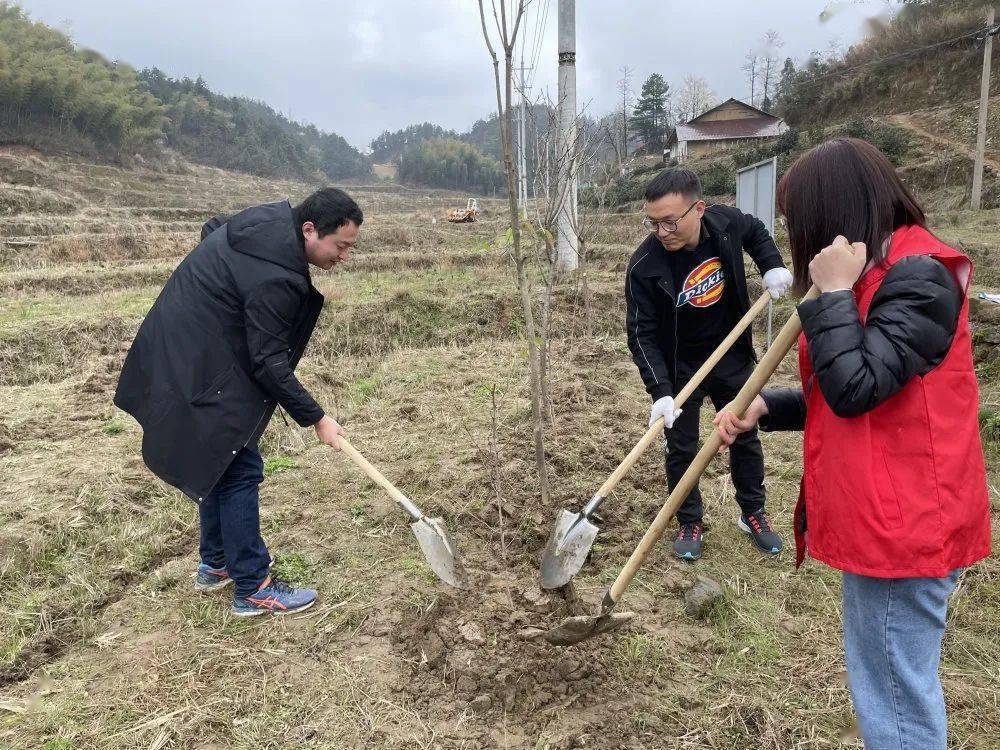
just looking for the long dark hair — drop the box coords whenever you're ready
[776,137,925,294]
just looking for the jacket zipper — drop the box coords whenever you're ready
[670,292,679,387]
[657,279,679,387]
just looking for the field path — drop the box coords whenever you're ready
[890,112,1000,174]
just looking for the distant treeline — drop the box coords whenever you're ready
[0,2,370,180]
[371,106,555,195]
[397,137,505,195]
[139,69,371,181]
[0,0,559,194]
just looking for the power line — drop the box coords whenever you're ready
[523,0,542,86]
[518,0,530,77]
[525,0,551,90]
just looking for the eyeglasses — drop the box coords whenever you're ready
[642,201,698,234]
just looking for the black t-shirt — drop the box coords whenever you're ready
[665,226,731,354]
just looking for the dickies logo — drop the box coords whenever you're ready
[677,258,724,308]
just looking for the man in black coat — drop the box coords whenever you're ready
[114,187,361,616]
[625,169,793,561]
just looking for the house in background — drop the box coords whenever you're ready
[667,98,789,162]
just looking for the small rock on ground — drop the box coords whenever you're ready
[684,575,724,619]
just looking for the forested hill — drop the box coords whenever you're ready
[776,0,998,126]
[0,2,371,181]
[138,69,371,181]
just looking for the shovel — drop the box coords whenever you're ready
[543,286,819,646]
[338,438,468,589]
[539,291,773,589]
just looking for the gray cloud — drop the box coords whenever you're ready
[13,0,891,149]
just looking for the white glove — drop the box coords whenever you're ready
[762,267,793,299]
[649,396,682,429]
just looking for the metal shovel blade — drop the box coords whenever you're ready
[539,510,600,590]
[410,516,468,589]
[542,611,636,646]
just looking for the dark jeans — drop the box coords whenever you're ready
[198,445,270,597]
[666,348,766,525]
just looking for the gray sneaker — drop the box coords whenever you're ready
[232,576,317,617]
[194,563,232,591]
[194,556,275,592]
[739,510,783,555]
[673,522,703,561]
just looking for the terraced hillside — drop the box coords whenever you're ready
[1,144,998,749]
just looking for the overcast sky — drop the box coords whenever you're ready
[13,0,896,150]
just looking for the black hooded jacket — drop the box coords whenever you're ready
[625,204,786,401]
[114,201,325,501]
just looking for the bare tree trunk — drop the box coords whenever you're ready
[489,384,507,559]
[579,237,592,338]
[538,235,558,422]
[514,251,550,500]
[604,124,624,173]
[478,0,549,504]
[616,65,633,165]
[762,57,771,108]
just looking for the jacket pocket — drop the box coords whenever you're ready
[190,365,238,406]
[873,449,904,530]
[187,364,262,462]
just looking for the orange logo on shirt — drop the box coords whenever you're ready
[678,258,725,308]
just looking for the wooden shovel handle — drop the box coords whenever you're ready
[593,291,773,501]
[606,286,819,606]
[338,437,423,522]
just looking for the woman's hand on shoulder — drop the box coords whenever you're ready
[809,235,867,293]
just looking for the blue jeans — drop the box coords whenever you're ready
[198,446,270,597]
[842,569,961,750]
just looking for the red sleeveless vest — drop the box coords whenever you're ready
[795,224,991,578]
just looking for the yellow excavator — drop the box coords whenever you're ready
[446,198,480,223]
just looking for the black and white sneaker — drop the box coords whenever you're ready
[738,510,783,555]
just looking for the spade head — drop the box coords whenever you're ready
[542,611,635,646]
[539,510,600,590]
[410,516,468,589]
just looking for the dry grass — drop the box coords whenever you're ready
[0,143,997,750]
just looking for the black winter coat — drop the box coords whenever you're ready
[114,201,325,501]
[625,204,786,401]
[760,255,961,430]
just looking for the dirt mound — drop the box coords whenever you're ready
[378,576,638,748]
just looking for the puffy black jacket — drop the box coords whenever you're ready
[625,204,786,401]
[114,201,324,501]
[761,255,961,429]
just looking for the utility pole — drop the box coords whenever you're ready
[516,61,530,217]
[555,0,579,272]
[972,7,996,211]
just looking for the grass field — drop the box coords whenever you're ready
[1,131,999,749]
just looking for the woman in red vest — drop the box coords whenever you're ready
[715,137,991,749]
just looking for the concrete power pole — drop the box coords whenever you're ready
[555,0,579,272]
[972,7,995,211]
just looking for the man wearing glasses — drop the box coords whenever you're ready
[625,169,793,561]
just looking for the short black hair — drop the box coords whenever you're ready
[644,169,702,202]
[293,187,363,238]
